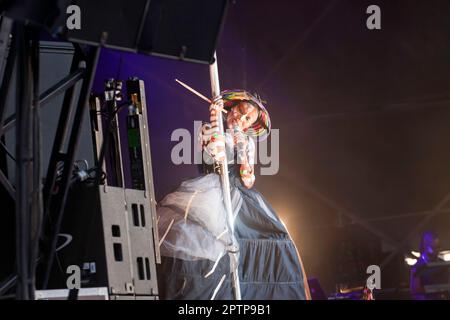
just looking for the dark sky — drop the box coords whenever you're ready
[94,0,450,293]
[218,0,450,292]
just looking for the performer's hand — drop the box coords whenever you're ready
[204,97,226,162]
[233,127,248,147]
[209,97,224,128]
[201,122,226,162]
[207,133,226,162]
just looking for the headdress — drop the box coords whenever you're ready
[220,89,271,141]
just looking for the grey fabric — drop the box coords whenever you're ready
[157,168,308,300]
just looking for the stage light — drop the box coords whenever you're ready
[439,250,450,261]
[406,250,450,264]
[411,251,420,258]
[404,257,417,266]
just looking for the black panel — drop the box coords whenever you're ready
[65,0,228,64]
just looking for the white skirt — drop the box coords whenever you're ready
[157,173,242,262]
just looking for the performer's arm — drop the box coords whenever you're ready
[239,158,255,189]
[235,131,255,189]
[200,99,226,162]
[202,98,256,188]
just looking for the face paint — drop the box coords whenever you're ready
[227,102,259,130]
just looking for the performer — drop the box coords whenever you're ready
[156,90,310,300]
[410,231,449,300]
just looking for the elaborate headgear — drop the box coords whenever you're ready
[220,89,271,141]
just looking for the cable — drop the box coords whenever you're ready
[94,82,123,186]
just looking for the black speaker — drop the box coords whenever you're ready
[47,183,159,298]
[2,0,61,28]
[64,0,228,64]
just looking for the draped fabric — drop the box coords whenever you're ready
[156,166,310,300]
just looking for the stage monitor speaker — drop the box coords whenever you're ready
[46,184,159,298]
[63,0,228,64]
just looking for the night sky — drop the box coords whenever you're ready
[93,0,450,293]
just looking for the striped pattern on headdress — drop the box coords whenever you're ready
[220,89,271,140]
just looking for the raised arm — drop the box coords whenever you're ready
[200,99,226,163]
[234,130,255,189]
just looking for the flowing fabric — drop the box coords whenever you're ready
[156,133,310,299]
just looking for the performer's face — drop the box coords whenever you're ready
[227,102,259,130]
